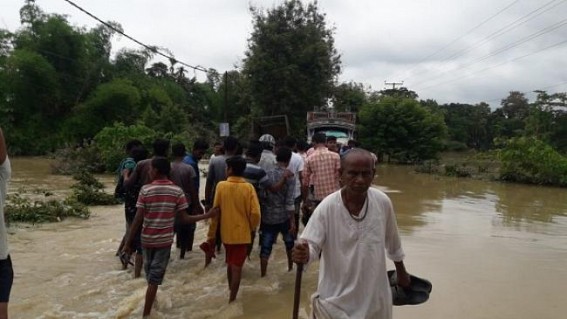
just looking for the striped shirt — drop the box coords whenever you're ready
[303,146,341,201]
[136,179,188,248]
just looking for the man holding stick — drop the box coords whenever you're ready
[292,148,411,319]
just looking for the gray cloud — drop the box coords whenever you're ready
[2,0,566,107]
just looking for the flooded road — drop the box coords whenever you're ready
[5,158,567,318]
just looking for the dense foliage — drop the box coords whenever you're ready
[70,170,120,205]
[1,1,567,187]
[359,95,447,163]
[499,137,567,186]
[5,169,118,224]
[0,1,219,156]
[242,0,341,136]
[5,194,90,224]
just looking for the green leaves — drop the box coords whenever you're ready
[243,0,341,136]
[5,194,90,224]
[359,96,447,163]
[498,137,567,186]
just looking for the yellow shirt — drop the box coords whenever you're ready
[207,176,261,244]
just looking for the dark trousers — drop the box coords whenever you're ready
[0,255,14,302]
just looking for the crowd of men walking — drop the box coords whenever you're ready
[111,133,409,318]
[0,124,414,319]
[113,132,365,315]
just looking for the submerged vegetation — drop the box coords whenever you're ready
[415,151,501,180]
[70,170,120,205]
[5,194,90,224]
[5,170,118,224]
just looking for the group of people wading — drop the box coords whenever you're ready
[112,132,412,318]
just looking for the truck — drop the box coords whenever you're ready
[306,111,356,146]
[249,115,290,141]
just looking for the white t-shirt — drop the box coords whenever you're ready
[287,152,304,199]
[258,150,277,172]
[300,188,405,319]
[0,157,12,260]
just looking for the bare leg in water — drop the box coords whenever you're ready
[134,253,143,278]
[260,258,268,277]
[0,302,8,319]
[286,249,293,271]
[227,265,243,303]
[143,283,158,317]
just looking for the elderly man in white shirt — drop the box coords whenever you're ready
[292,148,411,319]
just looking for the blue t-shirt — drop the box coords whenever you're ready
[182,154,200,192]
[117,157,136,177]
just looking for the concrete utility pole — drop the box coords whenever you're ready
[384,81,404,90]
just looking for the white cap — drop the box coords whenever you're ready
[259,134,276,147]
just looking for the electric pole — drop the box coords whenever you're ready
[224,71,228,122]
[384,81,404,90]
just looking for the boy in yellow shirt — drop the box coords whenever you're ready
[204,156,261,302]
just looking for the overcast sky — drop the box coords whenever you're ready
[2,0,567,108]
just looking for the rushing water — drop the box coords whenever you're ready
[5,158,567,318]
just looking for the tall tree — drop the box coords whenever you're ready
[525,91,567,152]
[440,102,492,150]
[332,81,367,113]
[377,87,419,100]
[242,0,341,135]
[358,96,447,163]
[500,91,530,119]
[491,91,530,140]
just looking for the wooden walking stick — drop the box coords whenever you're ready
[292,262,304,319]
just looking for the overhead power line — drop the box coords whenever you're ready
[413,17,567,90]
[441,0,567,63]
[394,0,566,85]
[415,37,567,92]
[388,0,521,81]
[61,0,208,73]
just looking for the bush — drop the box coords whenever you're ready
[444,164,472,177]
[70,170,120,205]
[51,122,219,174]
[5,194,90,224]
[415,160,440,174]
[499,137,567,186]
[50,140,106,175]
[4,170,119,224]
[93,122,159,172]
[444,140,468,152]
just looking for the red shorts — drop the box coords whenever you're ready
[224,244,248,267]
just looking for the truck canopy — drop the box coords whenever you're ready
[306,111,356,145]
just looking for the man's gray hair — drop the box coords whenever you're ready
[340,148,375,168]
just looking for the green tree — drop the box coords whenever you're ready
[242,0,341,135]
[499,137,567,186]
[217,70,252,124]
[332,81,367,113]
[491,91,530,140]
[112,48,152,78]
[440,102,492,150]
[93,123,158,171]
[358,96,447,163]
[375,87,419,100]
[1,49,62,154]
[525,91,567,153]
[63,79,142,141]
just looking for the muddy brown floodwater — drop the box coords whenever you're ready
[5,158,567,318]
